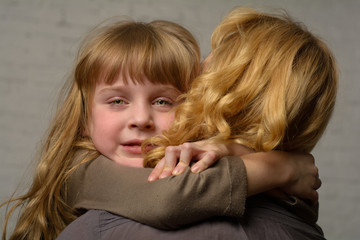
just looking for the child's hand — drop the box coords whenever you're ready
[242,151,321,205]
[278,152,322,205]
[147,141,252,182]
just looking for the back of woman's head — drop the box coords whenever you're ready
[144,7,337,167]
[204,7,338,152]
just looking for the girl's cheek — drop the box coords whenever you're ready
[164,113,176,129]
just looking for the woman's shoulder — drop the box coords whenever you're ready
[56,210,103,240]
[57,209,135,239]
[243,194,325,240]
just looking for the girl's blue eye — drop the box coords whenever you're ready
[154,99,172,106]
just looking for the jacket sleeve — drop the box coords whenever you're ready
[67,155,248,230]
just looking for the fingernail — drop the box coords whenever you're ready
[148,176,155,182]
[159,173,167,179]
[172,167,182,175]
[191,165,200,173]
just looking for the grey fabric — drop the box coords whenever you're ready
[57,195,325,240]
[57,210,247,240]
[240,195,325,240]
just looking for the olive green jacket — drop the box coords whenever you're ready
[67,154,248,229]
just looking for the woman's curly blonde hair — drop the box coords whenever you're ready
[144,7,338,168]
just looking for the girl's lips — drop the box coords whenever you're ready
[122,144,142,154]
[121,140,154,155]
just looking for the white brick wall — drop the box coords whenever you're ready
[0,0,359,239]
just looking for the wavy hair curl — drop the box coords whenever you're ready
[144,7,338,167]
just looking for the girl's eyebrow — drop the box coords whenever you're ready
[97,84,182,96]
[97,86,127,95]
[156,86,182,94]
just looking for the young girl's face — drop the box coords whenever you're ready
[87,75,181,167]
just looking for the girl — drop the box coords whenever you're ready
[1,19,201,240]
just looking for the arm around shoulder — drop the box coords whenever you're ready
[67,155,247,229]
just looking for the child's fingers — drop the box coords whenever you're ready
[297,186,319,205]
[191,150,218,173]
[308,177,321,205]
[159,142,224,177]
[179,143,195,164]
[309,189,319,206]
[314,177,322,190]
[158,146,180,179]
[148,158,165,182]
[172,161,189,175]
[172,143,197,175]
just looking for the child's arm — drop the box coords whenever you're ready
[241,151,321,203]
[67,150,319,229]
[148,141,320,204]
[67,154,247,230]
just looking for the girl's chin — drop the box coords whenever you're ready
[112,157,144,168]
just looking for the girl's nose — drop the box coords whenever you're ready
[128,104,155,130]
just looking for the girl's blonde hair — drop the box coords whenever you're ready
[144,7,338,167]
[1,19,200,240]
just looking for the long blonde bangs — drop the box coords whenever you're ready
[74,19,200,123]
[75,19,200,94]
